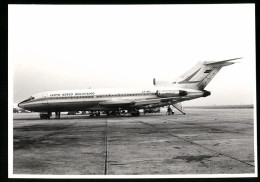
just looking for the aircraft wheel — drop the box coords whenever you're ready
[131,111,140,117]
[95,111,100,116]
[106,111,110,116]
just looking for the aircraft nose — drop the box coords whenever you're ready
[18,102,24,108]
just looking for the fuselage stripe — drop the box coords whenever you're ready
[23,92,157,104]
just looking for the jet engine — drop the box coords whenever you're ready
[156,90,188,98]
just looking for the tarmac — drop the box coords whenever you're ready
[12,108,255,175]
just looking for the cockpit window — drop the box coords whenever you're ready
[26,96,34,101]
[20,96,35,104]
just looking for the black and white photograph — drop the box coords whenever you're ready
[8,4,256,178]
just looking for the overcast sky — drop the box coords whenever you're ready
[9,4,255,106]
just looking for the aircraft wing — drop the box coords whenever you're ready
[99,100,135,107]
[134,97,179,106]
[99,97,180,108]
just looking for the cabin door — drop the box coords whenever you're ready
[42,93,48,104]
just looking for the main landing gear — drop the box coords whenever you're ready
[130,110,140,117]
[105,111,121,116]
[89,111,100,117]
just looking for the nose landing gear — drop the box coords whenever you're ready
[55,112,60,119]
[39,112,61,119]
[39,112,52,119]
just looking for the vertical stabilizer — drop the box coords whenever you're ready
[172,58,241,90]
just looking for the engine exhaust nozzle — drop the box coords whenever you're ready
[203,90,211,97]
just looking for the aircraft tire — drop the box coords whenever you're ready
[131,111,140,117]
[95,111,100,116]
[105,111,110,116]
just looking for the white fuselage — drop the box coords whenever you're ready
[18,58,238,117]
[18,86,207,112]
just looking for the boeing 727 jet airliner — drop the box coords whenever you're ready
[18,58,241,119]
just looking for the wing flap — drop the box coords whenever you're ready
[134,97,178,106]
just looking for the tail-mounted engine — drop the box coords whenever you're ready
[156,90,188,98]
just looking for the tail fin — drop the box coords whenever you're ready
[154,58,241,90]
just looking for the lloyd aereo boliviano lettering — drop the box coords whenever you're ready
[50,92,95,97]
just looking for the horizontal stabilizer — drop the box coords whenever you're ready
[205,57,242,65]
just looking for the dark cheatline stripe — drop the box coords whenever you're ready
[23,92,157,104]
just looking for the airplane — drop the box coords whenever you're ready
[18,58,241,119]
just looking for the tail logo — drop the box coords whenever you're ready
[204,70,212,73]
[176,68,201,84]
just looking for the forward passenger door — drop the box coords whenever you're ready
[42,93,48,104]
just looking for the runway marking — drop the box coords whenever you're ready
[137,120,255,168]
[160,117,253,136]
[104,119,108,175]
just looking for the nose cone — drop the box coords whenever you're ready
[18,102,22,108]
[18,101,25,109]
